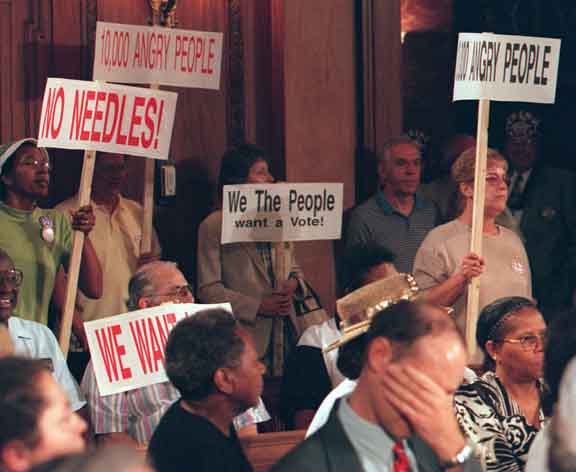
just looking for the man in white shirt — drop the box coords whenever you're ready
[56,152,161,378]
[0,247,85,412]
[273,300,481,472]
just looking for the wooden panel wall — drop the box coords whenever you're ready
[0,0,51,143]
[357,0,403,201]
[1,0,403,314]
[283,0,357,312]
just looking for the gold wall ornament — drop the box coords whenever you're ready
[147,0,178,27]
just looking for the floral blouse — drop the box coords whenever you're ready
[454,371,546,472]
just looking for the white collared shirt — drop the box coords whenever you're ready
[9,316,86,411]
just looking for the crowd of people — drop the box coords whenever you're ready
[1,109,576,472]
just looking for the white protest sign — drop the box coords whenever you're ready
[37,78,177,159]
[453,33,561,103]
[221,183,343,244]
[93,21,223,90]
[85,303,232,396]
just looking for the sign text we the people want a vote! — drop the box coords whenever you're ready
[221,183,343,244]
[38,78,177,159]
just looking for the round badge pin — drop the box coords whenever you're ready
[511,257,525,275]
[39,216,55,244]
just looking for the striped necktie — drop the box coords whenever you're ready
[393,442,411,472]
[508,173,525,210]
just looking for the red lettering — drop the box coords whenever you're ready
[69,90,87,140]
[163,312,177,332]
[196,37,204,73]
[90,91,107,142]
[141,98,156,148]
[155,315,168,347]
[110,324,132,380]
[41,88,55,139]
[148,33,156,69]
[80,90,96,141]
[141,32,149,69]
[132,32,142,68]
[147,318,164,372]
[128,96,145,147]
[181,36,189,72]
[154,99,164,149]
[95,327,119,382]
[115,95,128,145]
[102,93,119,143]
[50,88,65,139]
[129,319,153,374]
[174,35,182,70]
[187,37,195,72]
[207,38,216,74]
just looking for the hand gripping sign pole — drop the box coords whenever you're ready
[465,100,490,358]
[59,149,96,355]
[453,32,561,356]
[37,77,178,355]
[272,241,298,377]
[221,183,344,376]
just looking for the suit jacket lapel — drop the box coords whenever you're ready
[318,400,365,472]
[519,166,541,231]
[239,242,273,285]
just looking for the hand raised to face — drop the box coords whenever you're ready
[381,363,467,464]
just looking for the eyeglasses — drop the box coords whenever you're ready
[499,333,547,351]
[151,284,194,301]
[19,156,51,170]
[0,269,24,287]
[486,175,510,187]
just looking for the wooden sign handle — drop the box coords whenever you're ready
[140,83,159,256]
[465,99,490,358]
[271,241,296,376]
[58,150,96,355]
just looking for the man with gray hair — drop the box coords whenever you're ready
[345,136,438,274]
[81,261,269,445]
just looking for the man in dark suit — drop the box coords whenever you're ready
[505,111,576,320]
[272,300,481,472]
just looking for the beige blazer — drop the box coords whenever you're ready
[196,211,301,357]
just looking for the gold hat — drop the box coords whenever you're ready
[325,273,419,352]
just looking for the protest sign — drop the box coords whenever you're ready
[93,21,223,90]
[221,183,343,244]
[85,303,232,396]
[453,33,561,103]
[38,78,177,159]
[452,32,561,358]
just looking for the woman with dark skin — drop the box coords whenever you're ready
[455,297,547,472]
[0,139,102,327]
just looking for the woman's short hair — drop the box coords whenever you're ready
[451,147,508,184]
[165,309,245,402]
[0,357,49,451]
[476,296,538,371]
[218,143,267,188]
